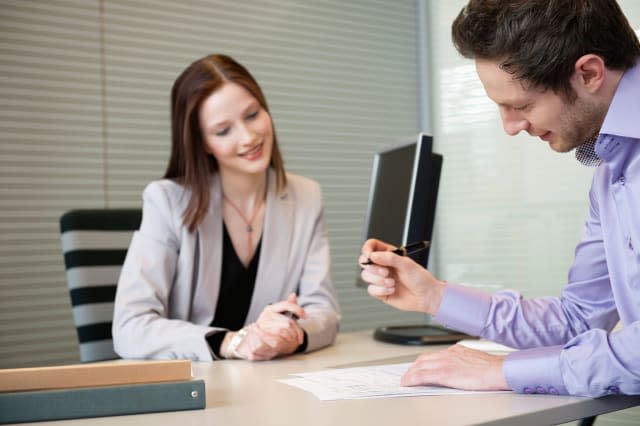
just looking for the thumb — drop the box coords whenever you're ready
[287,292,298,304]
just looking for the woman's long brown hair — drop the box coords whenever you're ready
[164,54,286,232]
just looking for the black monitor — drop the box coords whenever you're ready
[358,133,472,345]
[360,133,440,269]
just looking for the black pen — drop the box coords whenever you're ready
[279,310,300,320]
[360,240,430,265]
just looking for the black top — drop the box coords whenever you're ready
[210,223,261,330]
[206,223,261,356]
[205,222,308,357]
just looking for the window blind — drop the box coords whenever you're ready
[0,0,424,368]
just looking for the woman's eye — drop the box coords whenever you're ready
[246,110,259,120]
[215,128,230,137]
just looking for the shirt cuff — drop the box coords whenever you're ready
[434,281,492,336]
[295,331,309,353]
[504,346,568,395]
[205,330,228,359]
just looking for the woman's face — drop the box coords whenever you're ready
[199,82,274,179]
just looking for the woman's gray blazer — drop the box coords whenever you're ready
[112,169,340,361]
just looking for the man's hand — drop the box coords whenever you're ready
[359,238,446,315]
[401,344,510,391]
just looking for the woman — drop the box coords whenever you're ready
[112,54,340,361]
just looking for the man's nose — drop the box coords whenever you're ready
[501,111,529,136]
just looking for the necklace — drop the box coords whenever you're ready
[223,184,267,260]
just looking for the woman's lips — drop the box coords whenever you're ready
[239,142,263,160]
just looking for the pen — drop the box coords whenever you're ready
[279,310,300,320]
[360,240,430,265]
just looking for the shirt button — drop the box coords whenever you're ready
[523,387,535,394]
[536,386,547,394]
[607,386,620,394]
[548,387,559,395]
[619,175,625,185]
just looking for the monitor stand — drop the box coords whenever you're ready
[373,324,475,345]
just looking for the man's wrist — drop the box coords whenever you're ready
[424,279,447,315]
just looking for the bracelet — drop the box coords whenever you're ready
[225,327,248,359]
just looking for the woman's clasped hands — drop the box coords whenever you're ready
[224,293,306,361]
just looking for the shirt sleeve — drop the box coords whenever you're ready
[434,182,633,396]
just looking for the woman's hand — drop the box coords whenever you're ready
[233,293,307,361]
[359,238,446,315]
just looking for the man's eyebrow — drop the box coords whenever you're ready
[496,99,530,108]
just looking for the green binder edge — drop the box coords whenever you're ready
[0,379,205,424]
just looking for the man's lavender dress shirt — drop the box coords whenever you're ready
[434,62,640,397]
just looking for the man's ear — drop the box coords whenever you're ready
[572,54,606,94]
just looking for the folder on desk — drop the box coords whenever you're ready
[0,379,205,424]
[0,359,192,392]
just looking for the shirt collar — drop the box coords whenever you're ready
[591,60,640,167]
[599,60,640,140]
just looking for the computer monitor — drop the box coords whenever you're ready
[358,133,472,345]
[359,133,440,271]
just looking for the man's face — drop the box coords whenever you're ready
[475,59,606,153]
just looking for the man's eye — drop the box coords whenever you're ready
[513,104,529,111]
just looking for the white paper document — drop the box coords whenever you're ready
[279,362,508,401]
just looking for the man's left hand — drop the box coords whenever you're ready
[401,344,510,391]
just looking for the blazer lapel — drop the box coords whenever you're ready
[192,175,223,324]
[247,170,293,321]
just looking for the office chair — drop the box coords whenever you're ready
[59,209,141,362]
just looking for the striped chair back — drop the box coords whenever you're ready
[59,209,141,362]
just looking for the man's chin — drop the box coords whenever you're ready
[548,139,577,153]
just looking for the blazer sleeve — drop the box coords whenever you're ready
[294,179,341,352]
[112,181,215,361]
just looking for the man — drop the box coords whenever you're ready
[360,0,640,397]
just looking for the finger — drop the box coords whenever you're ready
[268,300,306,320]
[361,238,396,257]
[400,354,443,386]
[253,324,283,349]
[369,249,415,268]
[367,283,395,298]
[360,266,393,285]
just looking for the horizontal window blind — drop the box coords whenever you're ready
[0,0,103,367]
[0,0,424,368]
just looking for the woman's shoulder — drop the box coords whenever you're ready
[283,172,323,208]
[285,172,321,193]
[142,178,191,209]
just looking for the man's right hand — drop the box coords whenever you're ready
[358,238,446,315]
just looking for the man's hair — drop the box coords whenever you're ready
[451,0,640,97]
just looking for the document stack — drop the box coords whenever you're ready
[0,359,205,424]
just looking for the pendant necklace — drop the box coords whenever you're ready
[223,184,266,262]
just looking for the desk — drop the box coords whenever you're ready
[19,331,640,426]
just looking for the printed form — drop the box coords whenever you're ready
[279,362,510,401]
